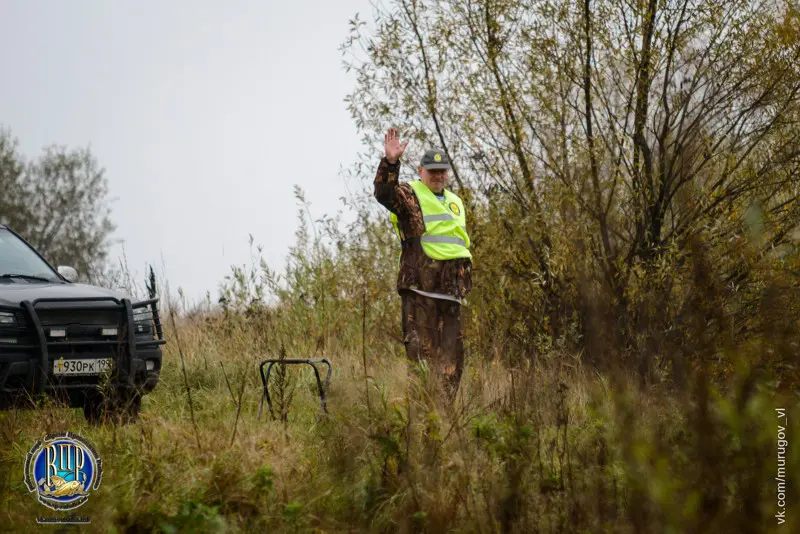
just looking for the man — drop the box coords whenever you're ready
[373,127,472,402]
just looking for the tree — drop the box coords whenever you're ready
[341,0,800,372]
[0,126,116,281]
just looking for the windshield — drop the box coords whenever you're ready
[0,229,60,282]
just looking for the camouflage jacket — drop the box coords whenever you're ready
[373,156,473,301]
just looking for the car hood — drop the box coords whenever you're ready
[0,281,131,308]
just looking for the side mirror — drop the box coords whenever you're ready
[57,265,79,282]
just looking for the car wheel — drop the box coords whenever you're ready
[83,389,141,425]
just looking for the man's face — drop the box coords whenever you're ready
[419,166,448,193]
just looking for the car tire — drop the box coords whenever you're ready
[83,389,141,425]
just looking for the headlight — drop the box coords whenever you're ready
[0,312,16,327]
[133,307,153,333]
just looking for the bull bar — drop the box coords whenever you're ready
[0,295,165,395]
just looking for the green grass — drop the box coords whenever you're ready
[0,313,798,533]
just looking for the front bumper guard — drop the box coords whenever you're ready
[3,296,166,395]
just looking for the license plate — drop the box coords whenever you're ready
[52,358,113,376]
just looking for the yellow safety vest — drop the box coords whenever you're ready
[390,180,472,261]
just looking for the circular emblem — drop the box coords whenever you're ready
[434,153,442,162]
[24,431,103,511]
[448,202,460,216]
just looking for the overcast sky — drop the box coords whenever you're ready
[0,0,377,305]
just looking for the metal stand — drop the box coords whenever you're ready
[258,358,332,421]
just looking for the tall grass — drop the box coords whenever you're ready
[1,310,796,532]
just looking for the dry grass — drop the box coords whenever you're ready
[0,305,798,533]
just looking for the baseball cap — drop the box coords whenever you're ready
[420,149,451,170]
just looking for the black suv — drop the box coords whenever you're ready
[0,225,165,422]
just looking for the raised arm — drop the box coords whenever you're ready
[373,128,409,215]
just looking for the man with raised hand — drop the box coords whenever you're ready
[373,127,473,402]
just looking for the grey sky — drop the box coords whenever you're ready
[0,0,376,305]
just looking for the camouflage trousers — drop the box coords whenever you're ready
[400,290,465,402]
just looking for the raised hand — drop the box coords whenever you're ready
[384,127,409,164]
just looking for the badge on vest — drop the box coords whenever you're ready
[448,202,460,216]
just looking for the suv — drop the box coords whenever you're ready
[0,225,165,423]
